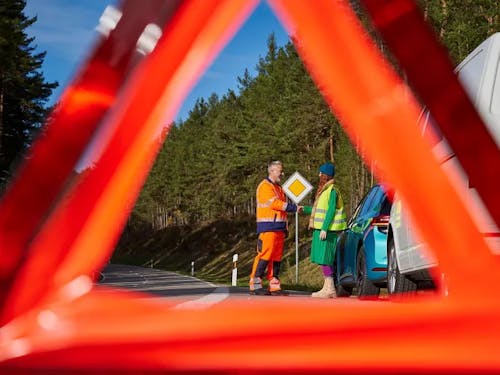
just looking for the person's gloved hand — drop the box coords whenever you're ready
[320,230,327,240]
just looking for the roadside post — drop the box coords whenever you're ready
[191,261,194,276]
[232,253,238,286]
[282,171,313,284]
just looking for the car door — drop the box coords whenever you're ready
[337,193,364,281]
[344,186,379,277]
[365,187,391,266]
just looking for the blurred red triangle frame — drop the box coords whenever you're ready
[0,0,498,372]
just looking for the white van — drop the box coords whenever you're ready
[387,32,500,295]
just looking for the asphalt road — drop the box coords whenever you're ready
[96,264,311,308]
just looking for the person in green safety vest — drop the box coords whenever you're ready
[302,162,347,298]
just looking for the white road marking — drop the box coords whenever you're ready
[173,287,230,310]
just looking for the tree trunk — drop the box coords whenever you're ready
[440,0,448,38]
[360,157,366,199]
[329,129,335,163]
[480,4,496,34]
[0,76,3,155]
[349,172,354,216]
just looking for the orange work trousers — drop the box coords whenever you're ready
[250,231,285,280]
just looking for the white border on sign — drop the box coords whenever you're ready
[282,171,313,204]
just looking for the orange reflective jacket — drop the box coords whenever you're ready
[256,178,297,234]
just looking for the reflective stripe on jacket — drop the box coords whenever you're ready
[256,178,296,234]
[311,184,347,231]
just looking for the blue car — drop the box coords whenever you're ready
[335,184,392,299]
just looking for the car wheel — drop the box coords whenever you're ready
[356,246,380,299]
[335,282,353,297]
[387,238,417,296]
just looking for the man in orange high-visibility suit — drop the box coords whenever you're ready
[249,161,302,296]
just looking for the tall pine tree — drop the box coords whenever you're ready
[0,0,57,187]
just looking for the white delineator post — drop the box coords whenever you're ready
[231,253,238,286]
[191,261,194,276]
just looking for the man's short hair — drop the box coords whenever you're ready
[268,160,283,173]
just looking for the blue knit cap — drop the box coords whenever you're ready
[319,162,335,177]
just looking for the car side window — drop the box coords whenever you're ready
[348,188,373,225]
[348,196,365,226]
[379,195,392,215]
[358,186,379,218]
[366,187,385,216]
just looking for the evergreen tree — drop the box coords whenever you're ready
[0,0,57,186]
[135,35,365,228]
[418,0,499,63]
[130,0,499,233]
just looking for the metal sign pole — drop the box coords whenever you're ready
[295,211,299,284]
[282,171,313,287]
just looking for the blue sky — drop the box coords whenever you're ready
[24,1,290,122]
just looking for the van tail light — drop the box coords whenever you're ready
[371,215,390,234]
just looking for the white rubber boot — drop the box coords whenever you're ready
[311,278,327,297]
[311,277,336,298]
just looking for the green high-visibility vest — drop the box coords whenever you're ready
[312,185,347,231]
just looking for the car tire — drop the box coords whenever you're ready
[387,238,417,296]
[335,282,353,297]
[356,246,380,299]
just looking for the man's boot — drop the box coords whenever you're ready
[250,260,271,295]
[269,277,289,296]
[311,277,336,298]
[249,277,270,295]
